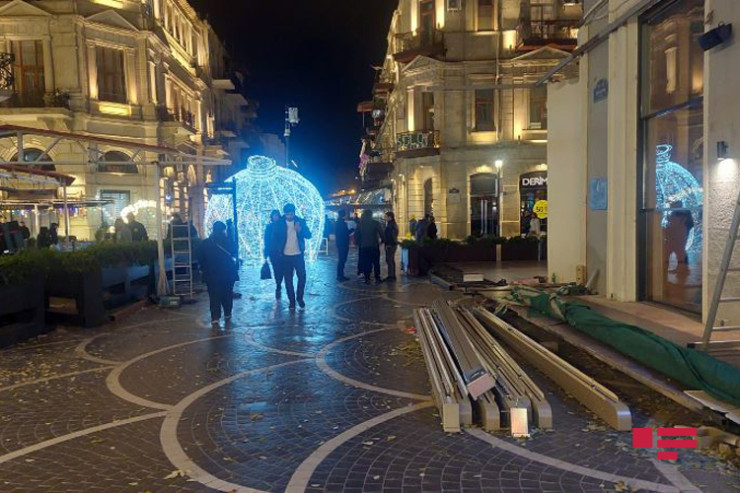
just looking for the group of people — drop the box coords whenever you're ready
[112,213,149,243]
[335,209,399,284]
[409,213,438,243]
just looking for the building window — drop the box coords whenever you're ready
[100,190,131,228]
[419,0,436,46]
[478,0,494,31]
[529,85,547,129]
[98,151,138,174]
[10,40,45,106]
[422,92,435,131]
[640,0,704,313]
[11,149,55,172]
[96,47,127,103]
[474,89,495,131]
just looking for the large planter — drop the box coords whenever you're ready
[47,270,105,328]
[0,277,46,347]
[501,241,540,261]
[403,243,498,276]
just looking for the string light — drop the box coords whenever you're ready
[204,155,325,264]
[655,144,703,252]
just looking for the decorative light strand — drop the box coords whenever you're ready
[204,156,325,264]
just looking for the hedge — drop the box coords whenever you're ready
[0,241,159,286]
[400,235,543,250]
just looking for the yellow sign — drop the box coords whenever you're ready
[534,200,548,219]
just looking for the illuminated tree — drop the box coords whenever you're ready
[204,156,325,264]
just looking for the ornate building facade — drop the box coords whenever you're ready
[358,0,581,238]
[0,0,254,239]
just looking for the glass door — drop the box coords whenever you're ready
[640,0,704,313]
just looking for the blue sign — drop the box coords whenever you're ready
[589,178,608,211]
[593,79,609,103]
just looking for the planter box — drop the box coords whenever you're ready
[403,243,497,276]
[47,263,155,328]
[0,277,46,347]
[501,241,540,261]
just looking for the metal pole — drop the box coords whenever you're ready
[155,162,168,296]
[63,184,70,239]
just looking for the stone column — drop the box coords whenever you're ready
[87,43,98,100]
[126,49,138,105]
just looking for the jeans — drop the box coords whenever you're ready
[385,244,398,279]
[269,254,284,292]
[282,254,307,304]
[360,246,381,281]
[337,244,349,279]
[207,281,234,321]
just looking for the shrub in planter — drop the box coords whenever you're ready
[501,236,541,261]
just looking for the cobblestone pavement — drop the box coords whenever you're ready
[0,258,737,492]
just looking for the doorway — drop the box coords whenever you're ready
[420,0,436,46]
[470,173,499,237]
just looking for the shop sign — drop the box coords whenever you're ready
[594,79,609,103]
[520,172,548,189]
[533,200,548,219]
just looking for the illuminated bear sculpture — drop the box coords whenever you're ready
[204,155,325,264]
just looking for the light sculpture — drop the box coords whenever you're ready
[204,155,325,264]
[655,144,704,253]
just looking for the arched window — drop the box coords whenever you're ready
[11,149,56,172]
[99,151,138,174]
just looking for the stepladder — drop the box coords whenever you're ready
[698,186,740,351]
[170,223,194,298]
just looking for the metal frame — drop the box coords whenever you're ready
[475,308,633,431]
[0,125,230,296]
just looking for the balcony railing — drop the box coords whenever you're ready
[396,130,439,153]
[393,31,445,63]
[517,19,579,51]
[0,91,70,110]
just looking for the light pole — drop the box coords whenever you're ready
[284,106,300,167]
[495,159,503,237]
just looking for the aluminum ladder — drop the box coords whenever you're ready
[698,187,740,351]
[170,223,194,298]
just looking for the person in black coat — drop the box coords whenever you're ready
[198,221,238,327]
[335,210,350,282]
[427,215,438,240]
[263,210,284,299]
[267,203,312,310]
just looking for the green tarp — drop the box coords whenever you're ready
[509,286,740,408]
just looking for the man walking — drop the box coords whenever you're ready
[272,203,312,310]
[335,210,350,282]
[198,221,238,328]
[356,209,383,284]
[383,211,399,281]
[415,214,430,243]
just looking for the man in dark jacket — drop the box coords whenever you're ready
[355,209,383,284]
[127,212,148,242]
[269,203,312,310]
[383,211,399,281]
[335,210,350,282]
[263,210,284,299]
[198,221,238,327]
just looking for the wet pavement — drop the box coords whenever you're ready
[0,257,737,492]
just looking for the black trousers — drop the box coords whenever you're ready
[337,244,349,279]
[269,254,284,292]
[207,281,234,321]
[385,244,398,279]
[360,246,381,281]
[282,254,307,303]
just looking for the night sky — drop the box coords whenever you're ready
[189,0,398,196]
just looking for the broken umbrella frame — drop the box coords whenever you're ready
[0,124,231,296]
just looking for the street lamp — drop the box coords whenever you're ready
[494,160,504,237]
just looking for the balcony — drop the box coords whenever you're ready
[395,130,440,158]
[517,19,579,52]
[0,91,70,110]
[393,31,445,64]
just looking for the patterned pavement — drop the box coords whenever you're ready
[0,257,737,492]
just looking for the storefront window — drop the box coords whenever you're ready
[520,171,548,236]
[641,0,703,313]
[470,173,499,237]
